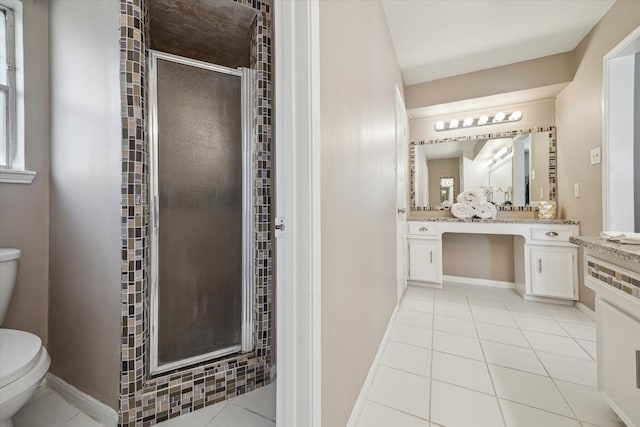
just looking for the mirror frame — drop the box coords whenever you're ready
[410,126,557,211]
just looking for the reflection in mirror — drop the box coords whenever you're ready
[411,129,555,210]
[439,177,455,207]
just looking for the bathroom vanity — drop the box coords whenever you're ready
[408,219,580,302]
[571,236,640,426]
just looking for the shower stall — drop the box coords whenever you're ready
[148,51,255,374]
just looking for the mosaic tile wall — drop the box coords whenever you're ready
[410,126,557,212]
[587,257,640,299]
[119,0,272,425]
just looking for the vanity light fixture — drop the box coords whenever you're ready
[434,111,523,131]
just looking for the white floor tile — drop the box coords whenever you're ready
[432,330,484,361]
[558,320,596,341]
[576,339,597,360]
[231,383,276,422]
[433,314,477,337]
[482,341,547,375]
[30,385,53,402]
[511,313,568,336]
[522,330,591,360]
[60,413,103,427]
[499,399,580,427]
[380,341,431,377]
[157,403,226,427]
[396,309,433,329]
[438,283,467,295]
[402,298,434,313]
[471,307,516,327]
[389,323,432,348]
[431,351,494,394]
[356,400,429,427]
[14,391,79,427]
[555,380,625,426]
[404,286,436,301]
[475,323,529,348]
[430,380,504,427]
[434,292,468,304]
[544,306,592,323]
[488,365,573,417]
[464,287,501,300]
[536,351,597,387]
[367,366,430,419]
[467,296,506,309]
[207,404,274,427]
[434,301,473,320]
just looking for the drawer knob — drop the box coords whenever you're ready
[545,231,559,237]
[419,227,429,232]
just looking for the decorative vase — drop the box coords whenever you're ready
[538,201,556,219]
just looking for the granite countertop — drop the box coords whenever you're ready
[570,236,640,263]
[410,217,580,225]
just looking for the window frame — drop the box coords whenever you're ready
[0,0,35,184]
[1,4,16,170]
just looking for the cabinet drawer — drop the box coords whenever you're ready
[408,222,439,237]
[530,227,574,243]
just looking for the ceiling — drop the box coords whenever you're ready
[381,0,616,86]
[149,0,257,68]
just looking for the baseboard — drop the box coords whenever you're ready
[45,373,118,427]
[345,304,399,427]
[443,275,516,289]
[575,302,596,320]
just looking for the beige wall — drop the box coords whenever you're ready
[48,0,121,410]
[405,52,573,110]
[0,0,49,343]
[443,234,515,282]
[319,1,403,425]
[556,0,640,309]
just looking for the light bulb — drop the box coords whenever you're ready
[509,111,522,121]
[449,119,459,129]
[493,112,505,122]
[463,117,473,127]
[478,115,489,125]
[435,120,445,131]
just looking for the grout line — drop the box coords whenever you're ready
[364,398,430,423]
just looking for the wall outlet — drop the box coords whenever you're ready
[590,147,601,165]
[531,169,536,180]
[574,183,580,198]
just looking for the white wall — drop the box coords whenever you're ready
[49,0,121,410]
[319,1,403,425]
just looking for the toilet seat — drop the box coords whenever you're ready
[0,329,43,388]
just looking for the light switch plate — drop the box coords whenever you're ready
[590,147,601,165]
[574,183,580,198]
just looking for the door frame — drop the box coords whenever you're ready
[394,85,408,302]
[274,1,322,426]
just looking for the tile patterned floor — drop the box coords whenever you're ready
[354,283,625,427]
[14,382,276,427]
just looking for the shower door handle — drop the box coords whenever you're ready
[153,195,160,228]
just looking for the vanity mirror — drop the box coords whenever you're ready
[410,127,556,211]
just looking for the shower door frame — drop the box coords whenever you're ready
[147,50,255,375]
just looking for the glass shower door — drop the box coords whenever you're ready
[149,51,254,373]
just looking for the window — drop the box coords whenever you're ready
[0,1,34,183]
[0,4,15,168]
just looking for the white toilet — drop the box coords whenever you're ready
[0,249,50,427]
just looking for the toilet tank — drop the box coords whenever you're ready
[0,248,21,325]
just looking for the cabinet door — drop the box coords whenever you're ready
[597,299,640,426]
[409,239,440,283]
[529,246,576,299]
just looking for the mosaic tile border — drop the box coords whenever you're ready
[587,257,640,299]
[409,126,557,212]
[119,0,272,425]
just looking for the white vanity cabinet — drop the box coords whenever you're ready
[408,239,441,283]
[407,220,579,302]
[572,240,640,427]
[407,222,442,285]
[525,226,579,300]
[528,246,576,299]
